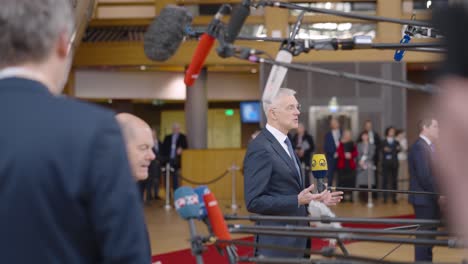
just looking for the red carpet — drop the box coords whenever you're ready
[151,214,415,264]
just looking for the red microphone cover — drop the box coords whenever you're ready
[184,33,215,86]
[203,192,231,247]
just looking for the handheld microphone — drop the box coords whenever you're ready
[217,0,251,58]
[203,192,237,264]
[174,187,205,264]
[144,5,193,61]
[184,4,231,87]
[194,186,214,234]
[204,192,232,247]
[311,154,328,193]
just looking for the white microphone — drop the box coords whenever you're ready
[261,49,293,103]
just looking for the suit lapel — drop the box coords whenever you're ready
[263,129,302,187]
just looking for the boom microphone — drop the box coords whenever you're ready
[144,5,193,61]
[261,11,304,103]
[217,0,251,58]
[184,4,230,86]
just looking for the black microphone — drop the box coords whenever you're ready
[217,0,251,58]
[144,5,193,61]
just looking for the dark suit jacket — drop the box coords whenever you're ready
[149,141,163,179]
[291,133,315,166]
[162,133,188,167]
[381,139,401,167]
[368,130,381,165]
[0,78,151,263]
[408,138,438,208]
[244,128,307,258]
[324,130,341,167]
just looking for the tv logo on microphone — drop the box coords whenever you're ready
[175,194,199,209]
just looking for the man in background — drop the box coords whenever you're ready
[0,0,151,262]
[324,117,341,186]
[162,123,188,191]
[292,123,315,186]
[408,118,440,261]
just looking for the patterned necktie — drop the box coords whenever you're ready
[284,137,302,185]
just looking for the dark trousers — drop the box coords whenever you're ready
[413,205,440,262]
[146,167,161,200]
[326,156,337,186]
[169,160,180,191]
[382,163,398,202]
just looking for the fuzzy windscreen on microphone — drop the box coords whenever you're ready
[144,5,193,62]
[308,200,341,246]
[433,5,468,78]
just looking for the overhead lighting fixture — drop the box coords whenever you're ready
[427,0,432,8]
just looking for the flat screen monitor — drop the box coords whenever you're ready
[240,101,261,123]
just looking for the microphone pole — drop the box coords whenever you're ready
[229,228,464,248]
[229,224,449,237]
[257,1,431,27]
[218,239,420,264]
[224,214,443,226]
[328,186,440,196]
[244,55,436,93]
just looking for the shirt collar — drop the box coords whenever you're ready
[266,123,288,144]
[419,135,432,146]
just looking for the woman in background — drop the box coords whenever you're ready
[337,130,358,202]
[381,126,401,203]
[356,131,376,202]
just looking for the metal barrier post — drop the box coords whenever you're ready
[164,163,172,211]
[367,165,374,208]
[230,162,240,210]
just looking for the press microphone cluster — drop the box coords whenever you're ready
[174,186,237,264]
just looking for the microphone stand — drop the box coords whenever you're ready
[188,219,205,264]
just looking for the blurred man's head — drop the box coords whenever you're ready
[0,0,75,94]
[172,123,181,134]
[297,123,306,135]
[330,117,340,130]
[116,113,155,181]
[364,120,373,132]
[418,118,439,142]
[263,88,300,134]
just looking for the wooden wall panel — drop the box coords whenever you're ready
[181,149,246,201]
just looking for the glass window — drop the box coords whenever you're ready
[290,2,376,16]
[294,23,376,40]
[192,24,267,38]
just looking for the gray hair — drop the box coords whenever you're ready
[0,0,75,68]
[262,88,297,115]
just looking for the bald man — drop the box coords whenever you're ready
[116,113,156,181]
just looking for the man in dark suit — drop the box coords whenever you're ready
[0,1,151,263]
[162,123,188,191]
[324,117,341,186]
[292,123,315,186]
[244,88,342,258]
[408,118,440,262]
[146,128,163,200]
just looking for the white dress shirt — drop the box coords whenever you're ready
[266,124,291,158]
